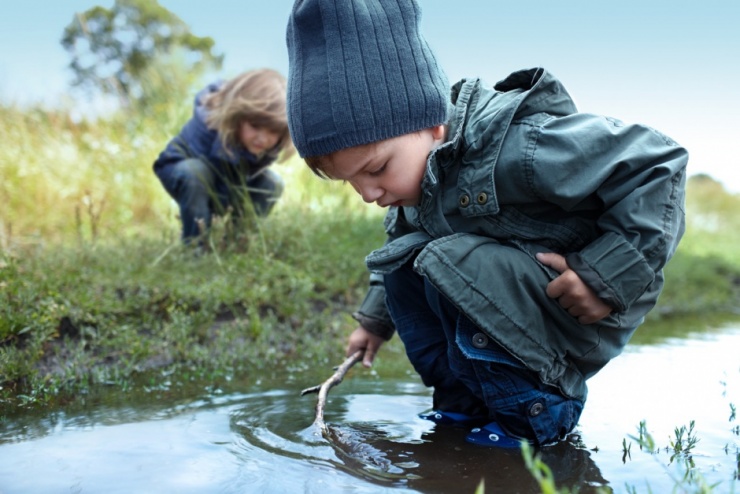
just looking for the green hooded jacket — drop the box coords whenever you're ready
[355,68,687,401]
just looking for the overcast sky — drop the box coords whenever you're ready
[1,0,738,191]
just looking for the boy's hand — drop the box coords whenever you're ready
[346,326,386,368]
[536,252,613,325]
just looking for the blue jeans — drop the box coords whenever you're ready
[167,159,284,240]
[384,259,583,445]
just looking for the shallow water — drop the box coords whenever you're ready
[1,322,738,493]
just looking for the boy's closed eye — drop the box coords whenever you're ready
[369,163,387,176]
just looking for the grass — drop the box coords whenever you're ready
[2,81,740,493]
[521,417,735,494]
[0,95,389,407]
[2,94,740,411]
[0,182,386,410]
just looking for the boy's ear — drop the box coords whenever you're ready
[431,124,446,140]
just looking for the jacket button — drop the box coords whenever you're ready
[459,194,470,207]
[529,402,545,417]
[472,332,489,348]
[476,192,488,204]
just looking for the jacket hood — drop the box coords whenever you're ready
[433,68,578,218]
[447,68,577,139]
[493,67,577,118]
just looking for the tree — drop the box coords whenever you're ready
[61,0,223,106]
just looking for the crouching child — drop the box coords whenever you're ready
[285,0,687,447]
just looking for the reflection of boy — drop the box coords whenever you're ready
[154,69,294,242]
[287,0,687,446]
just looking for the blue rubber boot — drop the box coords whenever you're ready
[418,410,488,427]
[465,422,524,449]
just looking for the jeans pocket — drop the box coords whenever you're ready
[526,393,583,445]
[469,359,583,445]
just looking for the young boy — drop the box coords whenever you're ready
[154,69,294,243]
[286,0,687,447]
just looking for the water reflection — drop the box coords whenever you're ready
[0,322,738,493]
[225,383,610,493]
[316,419,608,493]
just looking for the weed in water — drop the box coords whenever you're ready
[521,442,612,494]
[669,420,699,467]
[473,478,484,494]
[622,437,632,463]
[625,420,735,493]
[631,419,657,453]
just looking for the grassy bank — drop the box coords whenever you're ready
[0,211,387,408]
[2,100,739,412]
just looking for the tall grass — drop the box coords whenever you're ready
[681,174,740,265]
[1,68,738,404]
[0,67,387,401]
[654,174,740,320]
[0,100,380,250]
[0,103,175,246]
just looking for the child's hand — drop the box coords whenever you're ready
[536,252,613,325]
[346,326,386,368]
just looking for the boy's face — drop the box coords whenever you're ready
[322,125,446,208]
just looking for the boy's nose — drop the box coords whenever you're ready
[354,183,383,204]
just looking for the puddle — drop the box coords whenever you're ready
[1,322,738,493]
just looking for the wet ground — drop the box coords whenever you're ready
[1,321,738,493]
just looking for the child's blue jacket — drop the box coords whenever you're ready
[153,82,276,207]
[359,68,688,400]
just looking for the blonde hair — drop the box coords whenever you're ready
[203,68,295,161]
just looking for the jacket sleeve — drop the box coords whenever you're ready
[152,127,195,198]
[351,206,424,339]
[351,272,395,340]
[525,113,688,312]
[153,84,222,197]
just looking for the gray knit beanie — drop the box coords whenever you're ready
[286,0,450,158]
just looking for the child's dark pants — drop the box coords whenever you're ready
[168,158,284,240]
[384,259,584,445]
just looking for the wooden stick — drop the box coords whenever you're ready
[301,350,363,434]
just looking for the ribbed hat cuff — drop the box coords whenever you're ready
[297,113,447,158]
